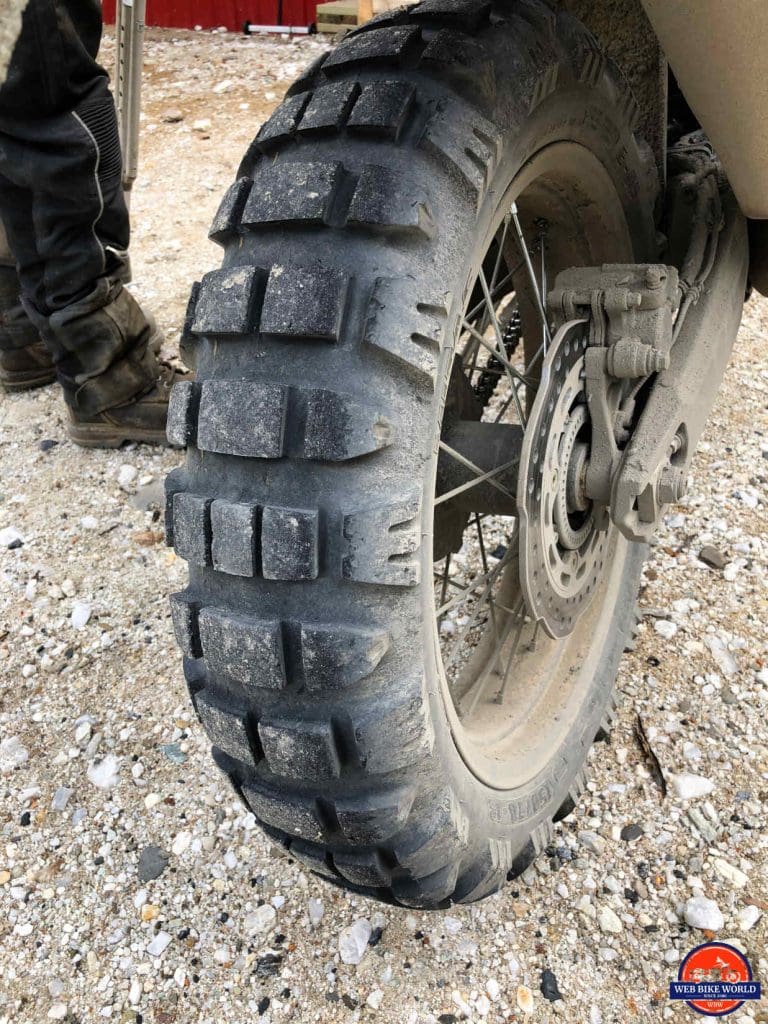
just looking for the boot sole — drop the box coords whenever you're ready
[0,368,56,393]
[68,422,172,449]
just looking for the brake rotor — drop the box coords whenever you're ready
[517,320,610,639]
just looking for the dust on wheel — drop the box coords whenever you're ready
[166,0,658,907]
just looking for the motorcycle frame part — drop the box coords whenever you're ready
[611,187,747,541]
[115,0,146,201]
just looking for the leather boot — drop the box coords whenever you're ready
[34,277,190,448]
[67,361,191,448]
[0,265,55,393]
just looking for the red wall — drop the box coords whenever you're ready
[102,1,318,30]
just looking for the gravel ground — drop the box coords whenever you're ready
[1,29,767,1024]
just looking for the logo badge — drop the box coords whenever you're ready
[669,942,761,1016]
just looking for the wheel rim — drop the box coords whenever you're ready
[430,142,636,790]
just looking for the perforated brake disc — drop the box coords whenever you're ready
[517,320,611,640]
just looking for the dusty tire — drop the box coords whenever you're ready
[166,0,658,907]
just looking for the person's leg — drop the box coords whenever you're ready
[0,0,184,442]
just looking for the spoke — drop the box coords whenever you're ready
[436,441,517,507]
[510,201,552,355]
[437,553,452,623]
[493,389,516,424]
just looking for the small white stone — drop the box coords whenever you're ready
[669,773,715,800]
[0,736,29,772]
[705,636,739,676]
[223,850,238,870]
[713,859,749,888]
[475,994,491,1017]
[443,915,463,935]
[683,742,702,762]
[737,905,761,931]
[308,898,324,927]
[146,931,172,958]
[577,829,605,855]
[80,515,99,530]
[684,896,724,932]
[597,906,623,934]
[144,792,161,809]
[47,1004,67,1021]
[128,979,142,1005]
[486,979,500,1002]
[51,787,73,812]
[171,831,192,856]
[245,904,276,934]
[70,601,91,629]
[735,487,758,508]
[117,464,138,492]
[366,989,384,1011]
[339,918,372,965]
[517,985,534,1014]
[654,619,678,639]
[87,754,120,790]
[74,722,92,745]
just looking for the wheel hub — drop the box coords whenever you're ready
[517,322,609,639]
